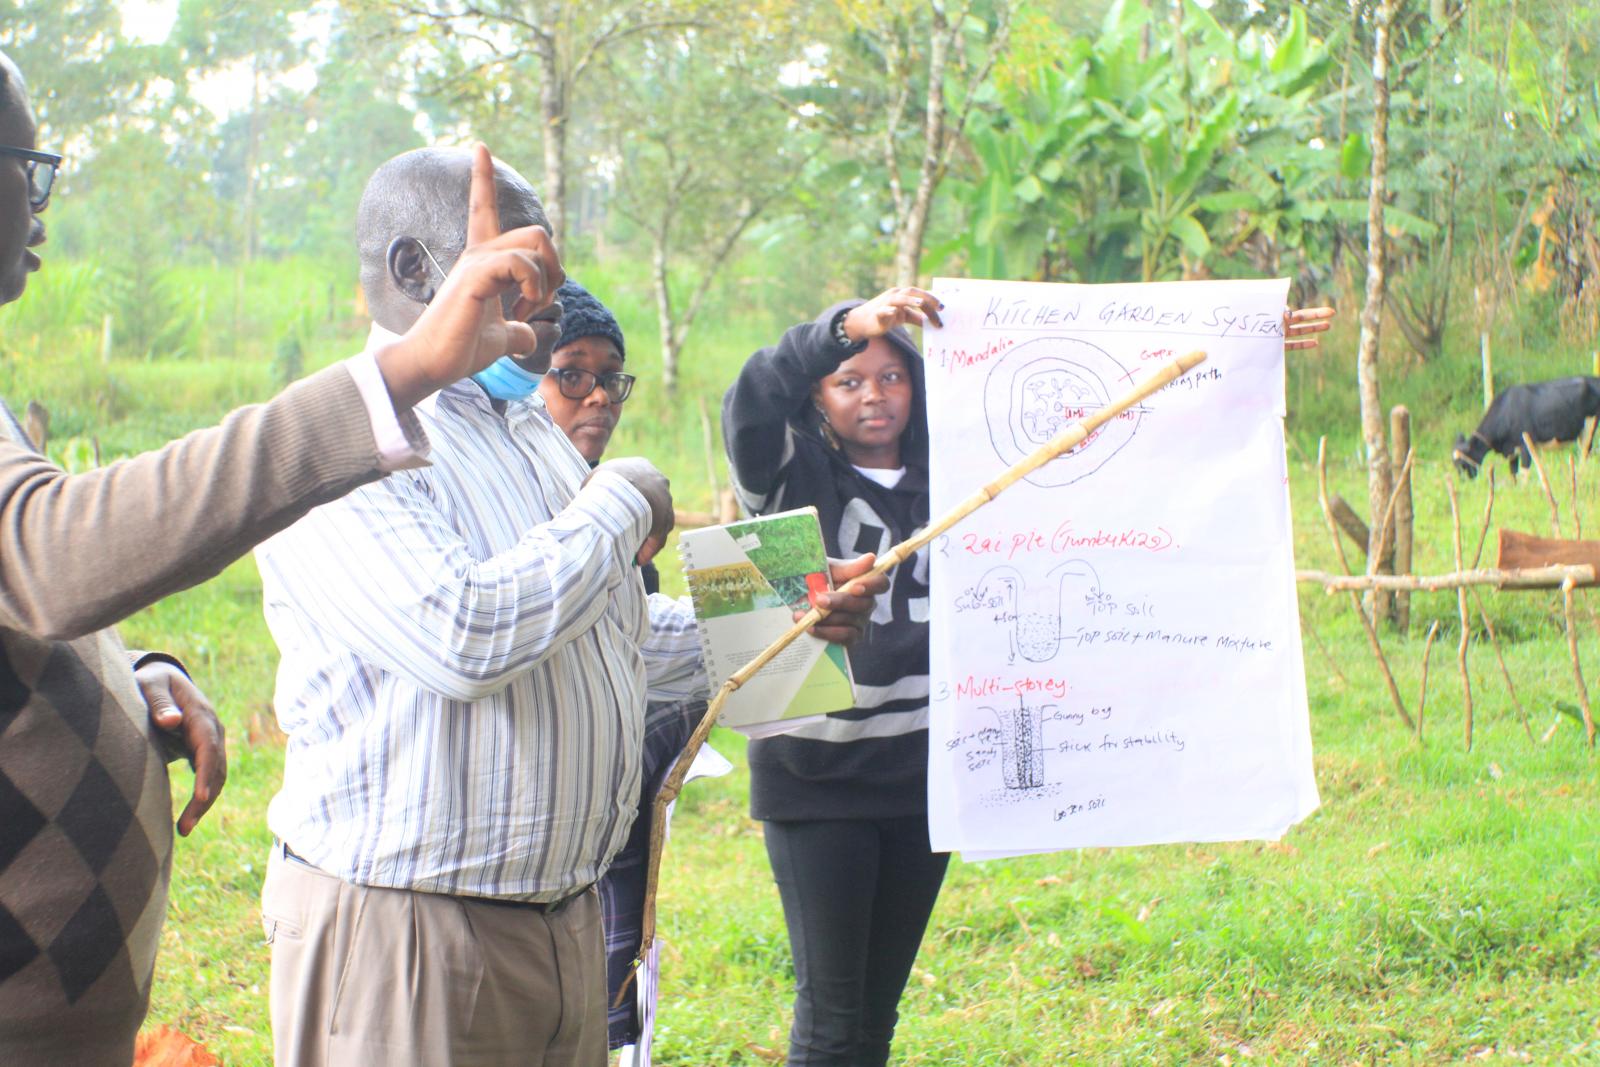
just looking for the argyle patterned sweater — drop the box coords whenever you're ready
[0,366,393,1065]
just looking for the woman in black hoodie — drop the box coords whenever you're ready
[724,287,1333,1065]
[722,286,945,1067]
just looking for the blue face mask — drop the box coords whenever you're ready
[407,238,544,403]
[472,356,542,401]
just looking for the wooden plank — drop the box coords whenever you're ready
[1328,493,1370,555]
[1495,529,1600,583]
[674,509,718,529]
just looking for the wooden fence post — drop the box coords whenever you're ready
[23,401,47,453]
[698,397,720,508]
[1445,476,1474,750]
[1390,406,1413,634]
[1481,332,1493,411]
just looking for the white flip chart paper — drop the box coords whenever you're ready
[923,277,1319,855]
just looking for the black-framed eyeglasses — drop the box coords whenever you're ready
[546,367,636,404]
[0,146,63,211]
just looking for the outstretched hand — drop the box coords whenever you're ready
[796,554,891,646]
[1284,306,1335,351]
[376,143,565,410]
[842,286,944,343]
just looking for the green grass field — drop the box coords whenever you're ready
[6,260,1600,1064]
[116,455,1600,1066]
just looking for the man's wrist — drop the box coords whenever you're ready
[348,349,432,471]
[372,341,436,413]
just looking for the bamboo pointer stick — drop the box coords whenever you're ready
[622,348,1210,997]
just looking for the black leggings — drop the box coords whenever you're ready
[763,815,951,1067]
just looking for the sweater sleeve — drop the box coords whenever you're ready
[721,305,860,512]
[0,363,389,640]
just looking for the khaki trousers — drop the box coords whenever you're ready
[262,846,606,1067]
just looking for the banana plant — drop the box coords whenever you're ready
[950,1,1342,284]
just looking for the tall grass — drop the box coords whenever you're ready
[0,253,795,500]
[10,255,1595,476]
[0,257,360,455]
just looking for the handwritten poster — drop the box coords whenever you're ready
[924,277,1318,856]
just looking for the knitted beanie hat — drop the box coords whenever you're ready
[554,279,626,361]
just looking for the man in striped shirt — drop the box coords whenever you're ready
[253,148,883,1067]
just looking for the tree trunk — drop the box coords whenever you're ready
[1358,0,1401,625]
[652,224,678,395]
[536,35,566,248]
[892,8,950,288]
[885,2,1010,288]
[235,55,263,334]
[241,56,262,263]
[880,28,910,278]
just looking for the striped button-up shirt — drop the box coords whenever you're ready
[256,360,706,902]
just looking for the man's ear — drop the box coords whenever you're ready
[387,236,437,306]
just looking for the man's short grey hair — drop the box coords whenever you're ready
[356,147,548,288]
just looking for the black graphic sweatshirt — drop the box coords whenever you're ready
[722,302,933,822]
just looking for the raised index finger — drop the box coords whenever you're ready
[466,142,500,247]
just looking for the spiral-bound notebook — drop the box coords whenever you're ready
[679,506,858,738]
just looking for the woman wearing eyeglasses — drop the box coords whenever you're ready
[537,279,636,466]
[538,279,700,1059]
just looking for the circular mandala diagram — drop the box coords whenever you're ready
[983,336,1142,487]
